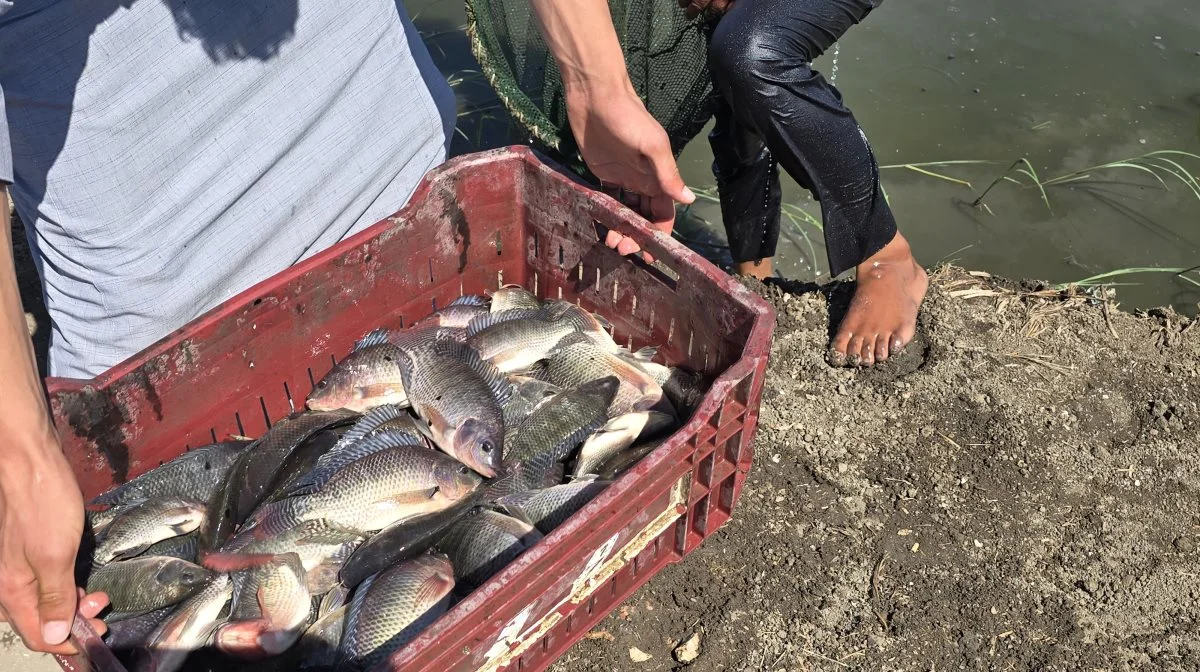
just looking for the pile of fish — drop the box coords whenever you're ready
[83,285,706,672]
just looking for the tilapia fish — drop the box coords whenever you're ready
[95,498,206,565]
[339,495,478,590]
[306,329,416,412]
[496,480,612,534]
[87,556,215,621]
[287,406,428,497]
[337,554,455,672]
[200,409,357,550]
[215,553,311,658]
[501,376,562,428]
[89,441,250,509]
[438,509,543,591]
[595,438,667,480]
[489,285,540,312]
[542,332,663,416]
[571,411,676,478]
[397,339,510,477]
[142,573,233,672]
[419,295,490,331]
[465,301,612,374]
[103,606,174,651]
[140,531,200,562]
[296,602,348,670]
[213,520,364,596]
[240,445,482,539]
[494,376,618,495]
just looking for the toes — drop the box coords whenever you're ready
[874,334,892,362]
[830,326,855,365]
[845,335,865,366]
[859,337,876,366]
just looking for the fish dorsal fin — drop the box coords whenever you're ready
[465,309,543,338]
[448,294,489,307]
[353,328,392,352]
[427,341,514,405]
[337,405,405,449]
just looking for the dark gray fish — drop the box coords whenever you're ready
[337,554,455,672]
[199,409,357,550]
[94,498,207,564]
[89,441,250,509]
[495,480,612,534]
[88,500,146,537]
[397,339,511,477]
[497,377,618,494]
[339,494,478,590]
[288,406,428,497]
[262,430,342,505]
[88,556,215,621]
[662,367,707,420]
[595,439,668,480]
[103,606,173,651]
[141,531,199,562]
[297,603,349,671]
[501,376,562,429]
[437,509,543,591]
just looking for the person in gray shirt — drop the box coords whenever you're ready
[0,0,691,657]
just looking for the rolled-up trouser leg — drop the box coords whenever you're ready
[707,0,896,277]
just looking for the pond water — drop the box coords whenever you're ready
[409,0,1200,313]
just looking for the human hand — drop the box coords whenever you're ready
[0,440,107,654]
[676,0,735,20]
[566,82,695,263]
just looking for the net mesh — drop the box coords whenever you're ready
[465,0,717,179]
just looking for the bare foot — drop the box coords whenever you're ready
[829,232,928,366]
[735,258,774,280]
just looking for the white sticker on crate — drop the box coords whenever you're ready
[571,532,620,595]
[484,603,535,660]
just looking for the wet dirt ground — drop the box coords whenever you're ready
[7,210,1200,671]
[548,267,1200,672]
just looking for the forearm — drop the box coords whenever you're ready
[0,186,57,461]
[528,0,631,95]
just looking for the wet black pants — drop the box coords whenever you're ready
[707,0,896,276]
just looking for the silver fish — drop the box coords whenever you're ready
[571,411,677,478]
[542,332,663,416]
[95,498,206,565]
[215,553,311,658]
[142,573,233,672]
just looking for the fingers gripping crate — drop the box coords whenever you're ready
[46,146,775,672]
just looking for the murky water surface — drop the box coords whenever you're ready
[410,0,1200,312]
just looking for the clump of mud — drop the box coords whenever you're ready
[552,266,1200,671]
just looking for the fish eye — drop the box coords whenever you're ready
[316,380,327,389]
[480,441,494,453]
[457,465,470,475]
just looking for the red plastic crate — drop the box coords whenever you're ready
[46,146,775,672]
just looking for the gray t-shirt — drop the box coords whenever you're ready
[0,0,455,379]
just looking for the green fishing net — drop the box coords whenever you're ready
[465,0,716,179]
